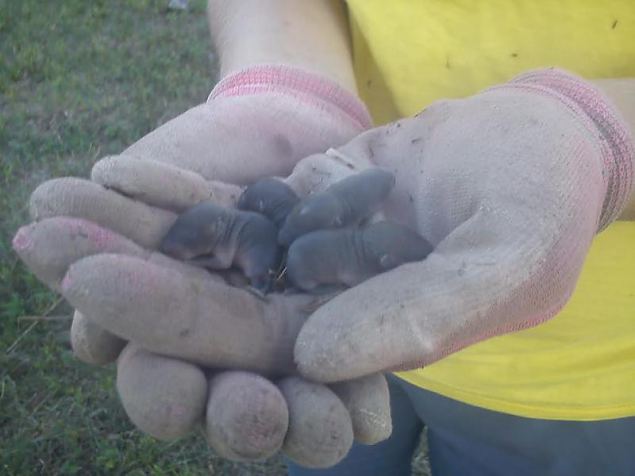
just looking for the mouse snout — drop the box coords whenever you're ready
[159,239,195,260]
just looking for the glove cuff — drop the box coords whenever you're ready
[499,68,634,231]
[208,64,373,132]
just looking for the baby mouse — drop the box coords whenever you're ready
[278,167,396,246]
[237,177,300,228]
[286,221,433,293]
[160,201,281,294]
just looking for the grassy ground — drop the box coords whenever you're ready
[0,1,431,474]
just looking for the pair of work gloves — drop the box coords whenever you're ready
[13,65,633,468]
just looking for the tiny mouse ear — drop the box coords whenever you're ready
[379,253,400,270]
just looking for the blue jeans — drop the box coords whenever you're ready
[286,375,635,476]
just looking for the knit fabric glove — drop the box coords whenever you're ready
[291,68,634,382]
[13,66,393,468]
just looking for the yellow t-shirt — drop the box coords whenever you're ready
[346,0,635,420]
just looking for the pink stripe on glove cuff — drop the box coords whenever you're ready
[208,65,373,132]
[503,68,634,230]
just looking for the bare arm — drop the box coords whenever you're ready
[592,79,635,220]
[207,0,356,93]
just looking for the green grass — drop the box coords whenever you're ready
[0,1,430,474]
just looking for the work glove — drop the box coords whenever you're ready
[13,65,392,468]
[290,68,634,382]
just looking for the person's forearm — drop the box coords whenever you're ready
[207,0,357,93]
[591,78,635,220]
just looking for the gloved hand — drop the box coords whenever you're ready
[12,65,393,468]
[291,68,634,382]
